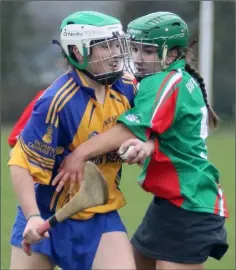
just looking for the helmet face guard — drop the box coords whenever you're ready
[126,39,167,80]
[60,12,130,85]
[85,33,130,84]
[126,12,189,79]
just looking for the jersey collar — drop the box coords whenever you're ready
[70,68,97,99]
[165,59,186,72]
[70,68,116,102]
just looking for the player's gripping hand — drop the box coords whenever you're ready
[52,150,86,194]
[119,138,155,165]
[22,216,49,251]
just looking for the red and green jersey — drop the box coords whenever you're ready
[118,59,228,217]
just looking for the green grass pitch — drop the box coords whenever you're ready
[1,126,235,269]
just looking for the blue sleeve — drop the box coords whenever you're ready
[9,96,60,185]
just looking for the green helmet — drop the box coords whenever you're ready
[127,12,189,59]
[60,11,125,70]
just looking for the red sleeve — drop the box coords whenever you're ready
[151,73,182,134]
[8,90,45,147]
[151,87,179,134]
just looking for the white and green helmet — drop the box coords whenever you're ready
[59,11,128,84]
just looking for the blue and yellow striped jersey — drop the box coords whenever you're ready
[8,68,137,220]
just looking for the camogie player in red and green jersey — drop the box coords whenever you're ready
[50,12,229,269]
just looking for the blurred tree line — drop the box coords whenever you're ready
[1,1,235,123]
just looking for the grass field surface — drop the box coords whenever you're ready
[1,125,235,269]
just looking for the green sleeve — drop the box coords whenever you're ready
[117,78,156,141]
[118,71,182,139]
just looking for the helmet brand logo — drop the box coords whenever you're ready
[107,26,120,30]
[63,32,83,37]
[129,29,142,34]
[161,33,185,40]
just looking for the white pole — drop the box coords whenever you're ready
[199,1,214,107]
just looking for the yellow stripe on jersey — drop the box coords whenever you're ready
[8,141,52,185]
[19,139,54,171]
[122,79,134,85]
[19,137,55,167]
[50,82,77,125]
[76,70,90,87]
[109,89,132,111]
[26,158,52,172]
[46,78,74,124]
[54,86,80,127]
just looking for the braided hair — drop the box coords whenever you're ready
[173,43,219,130]
[185,64,219,129]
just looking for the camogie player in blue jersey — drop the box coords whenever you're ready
[8,11,137,270]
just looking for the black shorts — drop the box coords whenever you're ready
[131,197,228,264]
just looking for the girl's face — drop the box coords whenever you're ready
[130,42,162,76]
[87,38,126,76]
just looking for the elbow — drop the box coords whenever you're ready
[118,123,136,140]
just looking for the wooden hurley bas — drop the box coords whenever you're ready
[22,161,109,256]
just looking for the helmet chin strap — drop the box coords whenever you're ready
[160,45,168,70]
[81,69,123,86]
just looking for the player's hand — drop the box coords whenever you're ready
[52,149,86,194]
[22,216,49,255]
[119,138,155,165]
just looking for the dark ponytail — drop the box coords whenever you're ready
[173,41,220,130]
[185,63,219,129]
